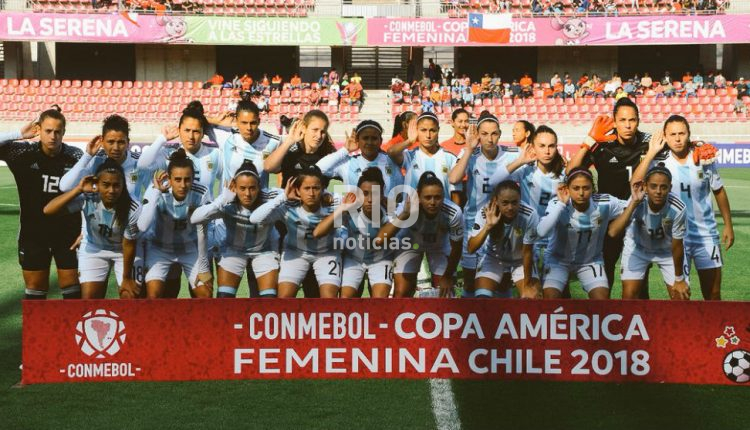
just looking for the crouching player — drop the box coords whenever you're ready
[249,166,342,298]
[138,149,212,298]
[377,172,463,298]
[537,168,627,299]
[314,167,394,298]
[467,181,541,299]
[44,159,141,298]
[190,161,280,298]
[608,166,689,299]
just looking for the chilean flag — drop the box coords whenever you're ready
[468,13,512,44]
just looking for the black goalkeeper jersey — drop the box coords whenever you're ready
[0,141,82,238]
[582,130,651,200]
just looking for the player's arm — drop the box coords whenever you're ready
[43,175,95,215]
[0,121,37,148]
[317,129,358,176]
[607,183,643,237]
[248,178,296,224]
[670,237,689,300]
[387,120,417,167]
[190,188,234,224]
[631,129,666,185]
[313,193,356,239]
[60,135,102,192]
[536,189,568,238]
[467,204,497,254]
[137,126,177,170]
[488,144,535,187]
[439,207,465,297]
[448,126,479,184]
[138,177,166,233]
[120,237,140,299]
[520,243,541,299]
[264,121,303,173]
[713,186,734,251]
[566,115,616,174]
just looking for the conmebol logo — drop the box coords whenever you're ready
[75,309,126,359]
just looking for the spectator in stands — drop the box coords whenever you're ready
[663,81,676,97]
[736,77,748,97]
[714,71,727,88]
[351,73,363,85]
[258,74,269,93]
[575,0,590,13]
[421,73,431,90]
[693,72,704,88]
[462,87,474,107]
[330,79,340,97]
[520,73,534,98]
[531,0,543,14]
[591,74,605,98]
[604,0,619,16]
[290,74,302,90]
[309,87,321,107]
[614,87,628,101]
[682,80,698,98]
[682,71,693,83]
[444,67,454,88]
[328,68,339,85]
[550,72,561,88]
[207,73,224,89]
[440,88,451,109]
[497,0,511,11]
[578,73,589,88]
[630,0,639,10]
[341,73,350,87]
[271,74,282,91]
[421,98,435,113]
[510,79,522,99]
[252,92,270,113]
[430,87,441,107]
[347,79,363,111]
[318,72,330,89]
[604,77,619,97]
[624,79,637,96]
[231,75,241,89]
[552,80,565,99]
[450,87,461,107]
[563,78,577,99]
[481,73,492,92]
[734,94,748,116]
[662,71,672,85]
[640,72,653,90]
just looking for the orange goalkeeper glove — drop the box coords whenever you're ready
[583,115,617,150]
[692,141,717,166]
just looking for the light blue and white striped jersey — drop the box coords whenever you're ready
[342,207,393,264]
[490,162,566,219]
[249,193,341,254]
[61,149,152,200]
[68,193,140,252]
[143,184,210,253]
[318,148,404,196]
[164,144,222,199]
[191,189,280,255]
[624,194,687,254]
[652,150,723,244]
[391,199,464,253]
[469,202,538,264]
[401,147,461,199]
[538,194,627,265]
[460,145,519,231]
[213,127,280,189]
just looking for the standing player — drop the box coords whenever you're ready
[377,172,463,298]
[467,181,541,299]
[0,109,83,300]
[631,115,733,300]
[314,168,395,298]
[511,120,535,149]
[190,162,281,298]
[387,112,462,204]
[317,120,404,197]
[44,160,141,299]
[608,167,689,300]
[567,98,651,292]
[448,111,518,296]
[249,166,342,298]
[441,108,470,157]
[536,168,627,299]
[60,115,151,200]
[138,149,212,299]
[383,111,417,152]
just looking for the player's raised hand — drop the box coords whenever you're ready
[485,200,501,227]
[341,192,358,209]
[631,181,646,203]
[466,124,479,149]
[285,118,304,144]
[344,128,358,152]
[69,233,82,251]
[162,125,179,141]
[557,183,570,204]
[692,141,718,166]
[647,129,666,155]
[519,141,537,164]
[153,170,170,193]
[588,115,616,143]
[86,135,102,156]
[77,175,98,193]
[397,193,414,221]
[20,121,39,140]
[406,117,418,143]
[284,177,300,201]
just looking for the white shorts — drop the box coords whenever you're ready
[78,247,144,286]
[393,250,448,277]
[218,249,280,278]
[145,246,207,289]
[543,261,608,293]
[476,254,537,284]
[341,257,393,290]
[278,248,342,287]
[621,248,684,286]
[685,241,722,271]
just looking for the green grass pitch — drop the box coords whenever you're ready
[0,167,749,429]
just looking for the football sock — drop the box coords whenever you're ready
[217,286,238,298]
[61,285,81,299]
[24,288,47,300]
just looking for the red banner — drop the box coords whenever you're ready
[22,299,750,385]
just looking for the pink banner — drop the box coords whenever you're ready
[0,12,169,43]
[368,14,750,46]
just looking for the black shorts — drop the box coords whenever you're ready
[18,234,78,271]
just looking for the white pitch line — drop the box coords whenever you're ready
[429,378,461,430]
[0,203,18,207]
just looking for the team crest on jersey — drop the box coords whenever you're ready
[386,166,392,175]
[697,171,704,180]
[207,161,214,170]
[514,227,522,236]
[663,216,673,226]
[130,172,138,183]
[263,151,270,159]
[442,165,448,174]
